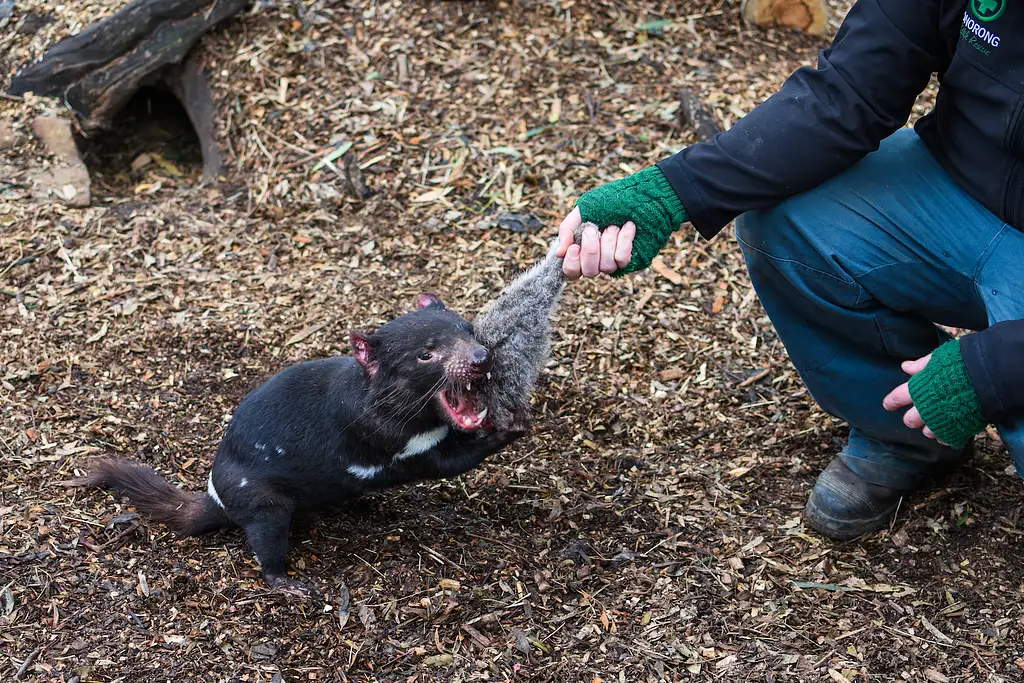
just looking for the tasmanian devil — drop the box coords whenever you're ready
[78,294,517,596]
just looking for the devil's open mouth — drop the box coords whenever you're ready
[440,383,488,431]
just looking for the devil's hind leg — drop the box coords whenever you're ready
[238,502,315,597]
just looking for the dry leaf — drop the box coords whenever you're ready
[86,322,108,343]
[412,187,453,203]
[650,257,683,285]
[286,322,325,346]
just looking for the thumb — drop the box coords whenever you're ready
[901,353,933,376]
[556,207,582,258]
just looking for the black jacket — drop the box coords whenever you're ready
[658,0,1023,426]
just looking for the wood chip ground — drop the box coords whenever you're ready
[1,1,1021,681]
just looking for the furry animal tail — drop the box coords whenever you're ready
[77,458,229,536]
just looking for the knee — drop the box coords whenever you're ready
[735,210,781,299]
[735,204,798,264]
[735,191,841,269]
[735,202,866,324]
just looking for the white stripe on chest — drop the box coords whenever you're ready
[346,426,450,481]
[394,425,449,461]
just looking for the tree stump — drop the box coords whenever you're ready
[8,0,249,183]
[740,0,830,36]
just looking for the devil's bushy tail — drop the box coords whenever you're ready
[78,458,230,536]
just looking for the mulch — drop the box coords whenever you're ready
[1,1,1022,681]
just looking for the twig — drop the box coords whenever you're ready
[920,615,954,645]
[680,9,726,21]
[889,496,903,535]
[737,367,771,388]
[419,543,462,570]
[14,648,41,680]
[877,623,960,650]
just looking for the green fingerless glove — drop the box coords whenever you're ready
[574,166,688,276]
[907,340,987,450]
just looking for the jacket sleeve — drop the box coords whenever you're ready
[657,0,951,239]
[960,321,1024,426]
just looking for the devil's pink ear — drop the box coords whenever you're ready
[350,331,379,376]
[418,293,445,310]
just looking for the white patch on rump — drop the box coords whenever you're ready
[394,425,449,461]
[207,472,225,509]
[348,463,383,480]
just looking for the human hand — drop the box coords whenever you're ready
[882,354,947,444]
[554,166,687,279]
[555,207,635,280]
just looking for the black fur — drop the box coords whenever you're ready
[80,295,517,596]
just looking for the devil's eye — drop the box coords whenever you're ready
[417,351,433,361]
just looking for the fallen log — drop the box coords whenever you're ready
[8,0,248,183]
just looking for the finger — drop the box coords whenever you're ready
[615,221,636,269]
[563,244,582,280]
[599,225,620,274]
[556,207,582,258]
[580,224,601,278]
[901,353,932,376]
[882,382,913,411]
[922,426,950,446]
[903,406,925,430]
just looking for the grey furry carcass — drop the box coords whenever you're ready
[473,223,589,434]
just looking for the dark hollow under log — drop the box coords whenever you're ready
[9,0,248,183]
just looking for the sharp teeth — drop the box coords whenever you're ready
[478,408,488,419]
[467,383,472,392]
[486,372,492,380]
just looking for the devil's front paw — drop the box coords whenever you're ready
[495,423,531,447]
[506,410,533,439]
[475,427,516,450]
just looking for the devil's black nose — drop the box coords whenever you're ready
[470,347,490,366]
